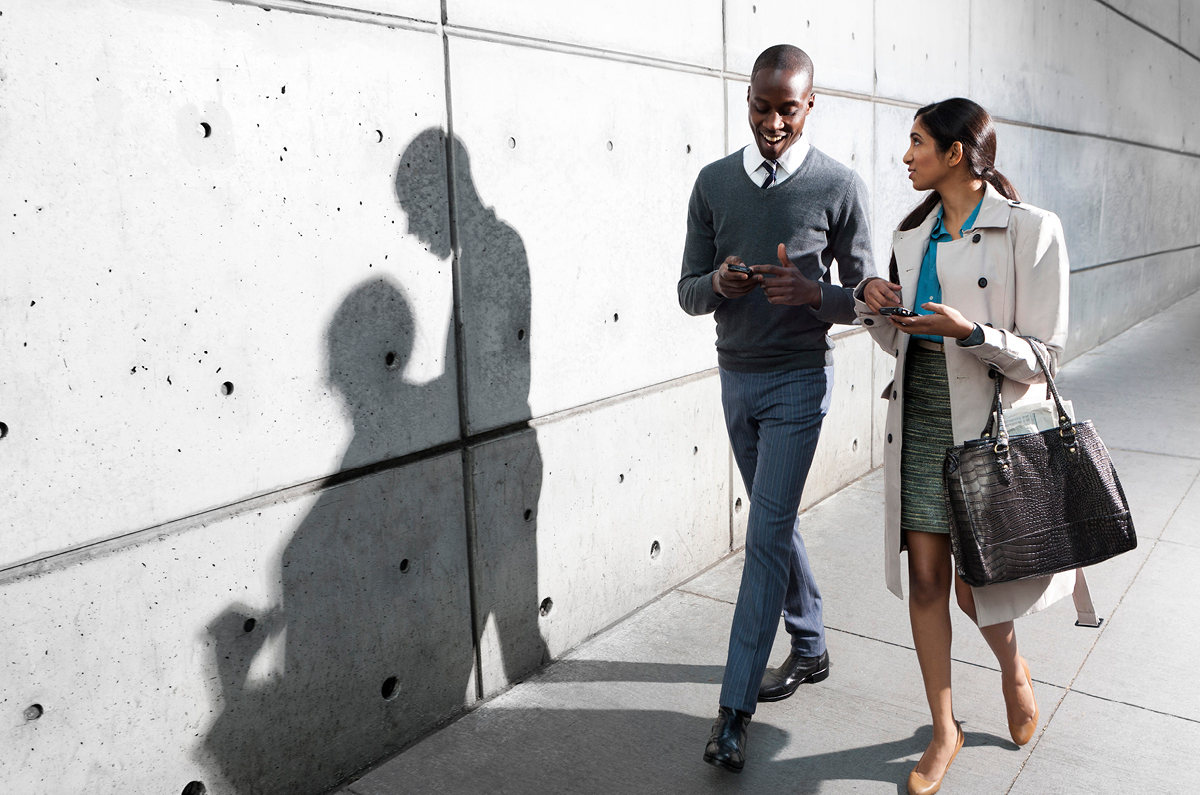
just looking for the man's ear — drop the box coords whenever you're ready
[806,91,816,111]
[746,84,751,104]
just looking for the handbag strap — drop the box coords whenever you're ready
[979,336,1074,446]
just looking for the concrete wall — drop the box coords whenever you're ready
[2,1,1197,793]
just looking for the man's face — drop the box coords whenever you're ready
[747,68,815,161]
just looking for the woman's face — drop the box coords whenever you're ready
[903,117,955,192]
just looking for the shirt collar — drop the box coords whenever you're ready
[931,195,985,240]
[741,136,811,181]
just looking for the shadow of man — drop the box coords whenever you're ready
[397,128,549,691]
[199,129,547,795]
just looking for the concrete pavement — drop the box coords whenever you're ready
[338,292,1200,795]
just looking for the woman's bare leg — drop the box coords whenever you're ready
[955,578,1037,728]
[907,531,960,778]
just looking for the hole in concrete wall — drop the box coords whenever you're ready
[376,129,383,143]
[539,597,553,617]
[517,329,525,340]
[24,704,43,721]
[199,122,212,138]
[852,439,858,452]
[735,497,743,512]
[523,508,533,522]
[650,540,661,560]
[242,618,256,633]
[618,473,624,483]
[751,4,756,11]
[385,351,400,369]
[381,677,400,700]
[606,141,613,151]
[693,446,698,455]
[508,137,516,149]
[686,144,692,153]
[221,381,234,396]
[0,422,8,439]
[613,313,619,322]
[399,558,410,573]
[181,783,207,795]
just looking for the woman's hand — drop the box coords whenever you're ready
[862,277,903,312]
[890,302,976,340]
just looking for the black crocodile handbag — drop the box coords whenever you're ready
[942,342,1137,587]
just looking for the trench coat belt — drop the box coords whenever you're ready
[914,339,945,352]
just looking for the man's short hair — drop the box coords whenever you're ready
[750,44,814,88]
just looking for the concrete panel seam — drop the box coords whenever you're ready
[1,370,723,582]
[1093,0,1200,66]
[209,0,1197,158]
[1071,243,1200,273]
[441,0,485,704]
[214,0,438,33]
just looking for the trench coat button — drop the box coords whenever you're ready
[988,370,997,379]
[978,277,988,288]
[887,433,893,443]
[864,318,874,326]
[972,233,981,243]
[892,390,898,399]
[985,322,994,328]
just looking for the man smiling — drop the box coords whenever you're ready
[677,44,875,772]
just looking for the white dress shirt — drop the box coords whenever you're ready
[741,137,811,187]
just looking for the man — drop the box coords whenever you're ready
[677,44,875,772]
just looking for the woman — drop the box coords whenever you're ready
[856,98,1095,795]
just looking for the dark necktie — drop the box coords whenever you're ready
[762,160,779,188]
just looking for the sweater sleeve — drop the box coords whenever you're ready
[677,175,725,317]
[810,170,876,325]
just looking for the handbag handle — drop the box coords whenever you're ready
[980,337,1074,452]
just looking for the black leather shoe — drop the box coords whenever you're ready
[703,706,750,773]
[757,649,829,702]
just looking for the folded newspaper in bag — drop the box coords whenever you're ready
[1002,396,1075,437]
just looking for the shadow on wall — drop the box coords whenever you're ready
[197,129,546,795]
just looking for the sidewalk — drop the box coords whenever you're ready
[341,292,1200,795]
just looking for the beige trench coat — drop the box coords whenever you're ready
[857,184,1098,627]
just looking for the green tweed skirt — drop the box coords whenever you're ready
[900,343,955,536]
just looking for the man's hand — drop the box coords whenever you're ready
[752,244,823,307]
[862,278,903,312]
[713,255,762,298]
[890,302,976,340]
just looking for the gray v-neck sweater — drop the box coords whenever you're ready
[677,146,875,372]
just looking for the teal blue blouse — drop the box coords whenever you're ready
[913,198,984,342]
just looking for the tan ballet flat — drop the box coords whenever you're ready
[907,721,964,795]
[1008,658,1039,746]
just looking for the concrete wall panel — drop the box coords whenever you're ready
[0,2,456,566]
[970,0,1111,141]
[1106,15,1186,151]
[447,0,723,67]
[470,375,728,695]
[446,37,725,432]
[1021,129,1109,270]
[0,454,473,795]
[1183,0,1200,53]
[1106,0,1182,42]
[875,0,971,105]
[725,0,875,93]
[1067,249,1200,357]
[873,102,925,270]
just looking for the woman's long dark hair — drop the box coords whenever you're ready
[890,98,1020,281]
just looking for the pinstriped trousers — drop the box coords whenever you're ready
[718,365,832,714]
